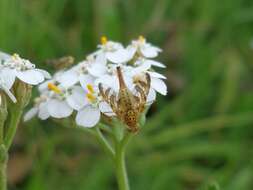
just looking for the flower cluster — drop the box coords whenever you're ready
[0,53,51,103]
[25,36,167,129]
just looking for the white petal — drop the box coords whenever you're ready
[54,70,65,78]
[131,61,151,75]
[147,88,156,105]
[76,106,100,128]
[24,107,38,121]
[126,46,137,58]
[79,74,95,91]
[95,53,107,64]
[99,101,115,116]
[38,102,50,120]
[35,69,51,79]
[95,75,119,92]
[88,63,107,77]
[0,51,11,61]
[105,41,124,50]
[106,49,131,64]
[151,77,167,95]
[66,86,88,110]
[47,99,73,118]
[0,68,16,89]
[123,74,134,90]
[57,70,79,88]
[141,45,160,58]
[145,60,166,68]
[0,84,17,103]
[16,70,44,85]
[147,71,167,79]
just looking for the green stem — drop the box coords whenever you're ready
[0,119,4,145]
[0,145,8,190]
[0,94,7,145]
[93,123,132,190]
[115,142,129,190]
[121,133,132,149]
[114,131,132,190]
[0,160,7,190]
[95,126,115,159]
[4,108,23,150]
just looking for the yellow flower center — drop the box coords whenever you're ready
[86,93,96,102]
[101,36,108,45]
[138,35,146,43]
[47,83,61,94]
[12,53,19,60]
[86,84,96,103]
[86,84,94,94]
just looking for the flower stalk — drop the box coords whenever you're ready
[4,107,23,150]
[115,133,130,190]
[4,82,31,150]
[94,121,132,190]
[0,94,7,144]
[0,94,7,190]
[0,145,7,190]
[95,126,115,159]
[115,139,130,190]
[0,160,7,190]
[0,81,32,189]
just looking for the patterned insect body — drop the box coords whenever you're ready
[99,66,151,133]
[117,69,139,132]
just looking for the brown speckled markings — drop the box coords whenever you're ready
[99,66,151,133]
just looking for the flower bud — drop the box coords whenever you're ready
[11,80,32,108]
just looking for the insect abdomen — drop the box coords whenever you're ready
[124,110,138,132]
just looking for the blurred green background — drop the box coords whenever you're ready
[1,0,253,189]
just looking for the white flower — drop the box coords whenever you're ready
[37,83,87,119]
[56,56,98,88]
[76,105,101,128]
[24,95,50,121]
[127,36,162,58]
[66,86,88,111]
[0,53,51,88]
[94,36,133,64]
[56,61,88,88]
[47,99,73,119]
[29,82,87,121]
[26,37,167,128]
[87,54,108,77]
[76,79,114,128]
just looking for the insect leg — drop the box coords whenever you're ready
[135,85,147,112]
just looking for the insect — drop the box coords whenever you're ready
[99,66,151,133]
[46,56,75,70]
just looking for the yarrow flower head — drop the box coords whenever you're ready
[25,36,167,132]
[127,35,162,58]
[0,52,51,103]
[94,36,132,64]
